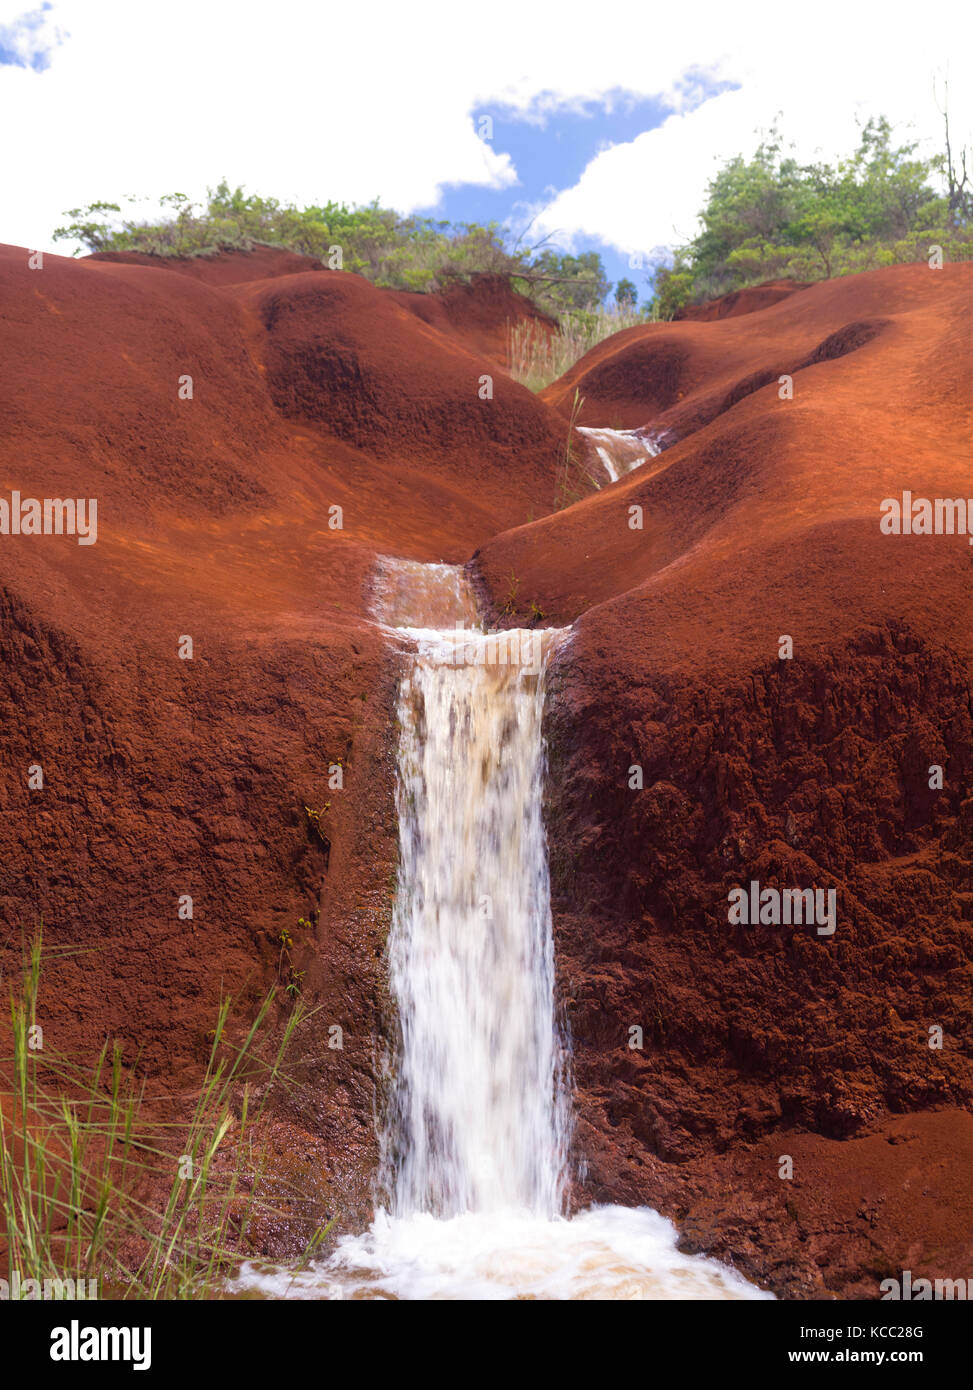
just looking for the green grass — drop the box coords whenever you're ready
[0,933,330,1299]
[506,304,646,392]
[553,388,593,512]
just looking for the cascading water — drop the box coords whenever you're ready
[382,622,571,1219]
[577,425,660,482]
[238,559,772,1300]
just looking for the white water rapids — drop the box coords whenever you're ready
[239,560,769,1300]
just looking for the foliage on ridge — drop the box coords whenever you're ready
[53,180,612,316]
[651,115,973,318]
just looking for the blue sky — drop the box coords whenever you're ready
[3,1,970,279]
[424,95,681,304]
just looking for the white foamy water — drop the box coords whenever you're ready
[578,425,659,482]
[236,560,770,1301]
[241,1206,766,1301]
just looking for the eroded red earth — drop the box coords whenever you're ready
[1,245,970,1294]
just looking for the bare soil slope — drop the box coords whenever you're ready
[475,262,973,1295]
[3,245,971,1292]
[0,243,566,1225]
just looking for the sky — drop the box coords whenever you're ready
[3,0,973,303]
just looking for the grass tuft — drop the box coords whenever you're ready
[507,305,645,392]
[553,389,594,512]
[0,931,331,1299]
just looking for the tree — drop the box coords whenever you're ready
[614,277,638,308]
[649,115,954,310]
[523,248,609,312]
[935,81,973,227]
[52,202,123,254]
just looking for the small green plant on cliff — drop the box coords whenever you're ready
[0,933,326,1298]
[303,804,331,843]
[285,972,306,999]
[303,806,331,872]
[500,571,521,617]
[276,919,312,1003]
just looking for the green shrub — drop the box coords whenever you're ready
[53,181,614,311]
[649,115,973,317]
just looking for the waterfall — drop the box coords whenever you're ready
[382,623,571,1218]
[237,558,772,1299]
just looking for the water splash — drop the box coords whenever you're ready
[243,1206,769,1301]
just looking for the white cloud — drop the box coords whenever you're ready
[1,0,972,255]
[531,8,973,257]
[0,3,64,71]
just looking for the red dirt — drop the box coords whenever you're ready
[87,249,551,366]
[0,243,567,1225]
[673,278,812,322]
[87,244,327,285]
[229,269,564,531]
[3,244,972,1295]
[474,260,973,1295]
[391,274,558,368]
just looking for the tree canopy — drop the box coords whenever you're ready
[650,116,973,318]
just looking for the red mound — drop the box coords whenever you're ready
[0,242,567,1226]
[87,250,550,367]
[391,273,557,368]
[87,243,326,285]
[542,272,897,434]
[232,269,564,531]
[474,261,973,1294]
[673,277,811,321]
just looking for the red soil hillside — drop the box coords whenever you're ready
[673,277,811,322]
[231,269,564,525]
[391,274,558,368]
[474,261,973,1295]
[542,272,888,436]
[89,244,326,285]
[89,249,551,367]
[0,242,566,1228]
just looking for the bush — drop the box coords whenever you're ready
[53,181,616,312]
[507,302,648,392]
[648,116,973,317]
